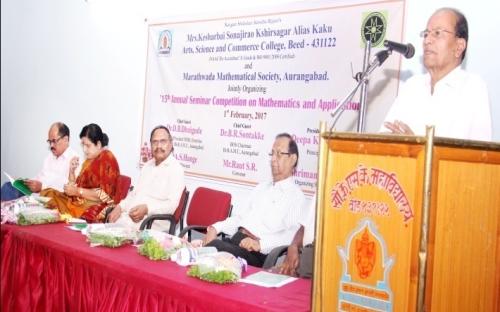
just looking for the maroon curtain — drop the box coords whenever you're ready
[1,224,311,312]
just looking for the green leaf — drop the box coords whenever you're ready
[17,213,58,225]
[138,238,169,260]
[187,265,238,284]
[88,233,130,248]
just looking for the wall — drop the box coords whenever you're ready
[2,0,499,215]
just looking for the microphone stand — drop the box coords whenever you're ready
[329,49,391,133]
[357,40,371,133]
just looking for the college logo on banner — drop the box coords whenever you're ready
[158,30,173,56]
[361,11,387,47]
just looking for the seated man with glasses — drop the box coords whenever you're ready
[1,122,78,201]
[202,133,306,267]
[381,7,492,141]
[107,125,185,230]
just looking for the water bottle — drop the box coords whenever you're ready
[171,246,217,266]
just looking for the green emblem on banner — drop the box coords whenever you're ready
[361,11,387,47]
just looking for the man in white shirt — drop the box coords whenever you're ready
[278,196,316,277]
[1,122,78,201]
[107,126,185,231]
[382,7,492,141]
[203,133,306,267]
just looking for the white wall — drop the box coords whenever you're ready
[2,0,499,215]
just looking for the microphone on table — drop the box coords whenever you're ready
[383,40,415,59]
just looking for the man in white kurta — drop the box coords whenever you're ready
[1,122,78,200]
[203,133,306,267]
[108,126,185,231]
[34,146,79,192]
[381,8,492,142]
[382,67,491,141]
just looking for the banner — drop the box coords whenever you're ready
[141,0,406,193]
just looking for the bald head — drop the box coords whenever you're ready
[434,7,468,62]
[47,122,70,157]
[423,8,467,84]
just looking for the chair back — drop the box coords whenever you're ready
[173,188,189,231]
[185,187,232,227]
[115,175,131,203]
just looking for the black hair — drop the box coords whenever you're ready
[55,122,70,139]
[150,125,173,152]
[149,125,172,142]
[80,123,108,147]
[275,132,299,168]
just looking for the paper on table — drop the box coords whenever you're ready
[68,217,87,224]
[66,225,86,232]
[239,271,297,288]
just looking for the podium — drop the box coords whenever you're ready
[312,127,500,311]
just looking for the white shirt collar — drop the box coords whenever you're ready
[149,152,175,168]
[272,175,295,189]
[53,146,73,160]
[427,66,465,92]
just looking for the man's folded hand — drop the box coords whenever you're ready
[239,237,260,252]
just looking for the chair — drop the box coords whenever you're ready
[115,175,132,203]
[178,187,233,241]
[104,174,132,222]
[139,187,190,235]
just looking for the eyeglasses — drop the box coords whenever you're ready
[47,136,63,145]
[268,150,291,158]
[420,29,456,39]
[151,139,170,146]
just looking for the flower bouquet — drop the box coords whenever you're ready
[137,229,185,260]
[17,207,60,225]
[1,196,59,225]
[86,224,138,248]
[187,251,247,284]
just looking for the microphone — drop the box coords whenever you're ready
[354,50,391,82]
[383,40,415,59]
